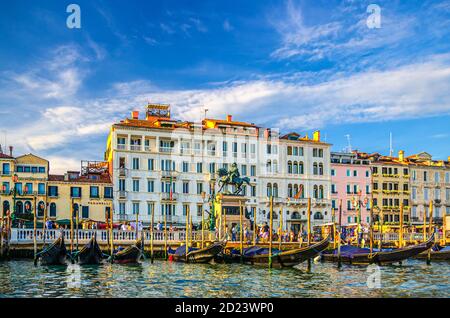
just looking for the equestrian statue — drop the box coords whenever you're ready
[216,163,251,195]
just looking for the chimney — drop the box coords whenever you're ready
[313,130,320,142]
[226,115,232,122]
[9,146,13,157]
[131,111,139,120]
[398,150,404,162]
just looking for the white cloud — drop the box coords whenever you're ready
[271,0,415,61]
[1,43,450,174]
[47,156,80,174]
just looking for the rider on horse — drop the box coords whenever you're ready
[228,163,240,184]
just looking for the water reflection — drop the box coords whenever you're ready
[0,259,448,297]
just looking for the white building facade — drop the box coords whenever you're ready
[105,105,332,232]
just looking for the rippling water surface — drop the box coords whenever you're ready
[0,259,449,297]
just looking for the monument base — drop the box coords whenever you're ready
[214,194,250,239]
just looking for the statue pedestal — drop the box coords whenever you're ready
[214,194,250,239]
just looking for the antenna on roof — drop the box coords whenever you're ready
[389,132,393,157]
[345,134,352,153]
[204,107,208,119]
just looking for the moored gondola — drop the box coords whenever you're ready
[168,241,225,263]
[415,245,450,261]
[240,235,330,268]
[111,240,142,264]
[38,233,67,266]
[321,233,435,265]
[74,234,104,265]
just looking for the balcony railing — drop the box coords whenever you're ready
[161,192,178,201]
[161,170,177,178]
[117,144,126,150]
[119,168,127,177]
[0,171,11,176]
[159,147,175,153]
[130,144,141,151]
[118,191,128,199]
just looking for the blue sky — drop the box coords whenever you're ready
[0,0,450,172]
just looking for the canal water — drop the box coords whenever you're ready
[0,259,448,297]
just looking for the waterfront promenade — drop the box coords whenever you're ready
[4,228,444,254]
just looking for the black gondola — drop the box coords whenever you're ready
[38,234,67,266]
[217,235,330,268]
[111,240,142,264]
[168,241,225,263]
[415,245,450,261]
[321,233,435,265]
[74,235,104,265]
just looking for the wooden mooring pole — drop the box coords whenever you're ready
[33,197,37,266]
[150,203,154,263]
[269,196,273,269]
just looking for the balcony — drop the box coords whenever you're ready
[161,192,178,201]
[159,146,175,153]
[130,144,142,151]
[161,170,178,179]
[117,144,126,150]
[0,171,11,176]
[286,198,308,206]
[118,191,128,199]
[180,148,192,155]
[119,168,127,177]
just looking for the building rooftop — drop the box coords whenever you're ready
[48,173,112,184]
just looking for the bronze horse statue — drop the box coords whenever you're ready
[217,167,251,195]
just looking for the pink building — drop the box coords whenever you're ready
[331,152,372,226]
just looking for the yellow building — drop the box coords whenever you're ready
[0,153,49,224]
[1,150,15,216]
[357,151,411,224]
[1,149,113,225]
[47,164,113,223]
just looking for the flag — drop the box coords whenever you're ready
[294,184,304,199]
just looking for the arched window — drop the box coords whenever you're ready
[319,163,324,175]
[314,212,324,220]
[299,161,304,174]
[319,185,324,199]
[272,160,278,173]
[294,184,298,197]
[3,201,10,214]
[50,203,57,217]
[313,185,318,199]
[16,201,23,214]
[24,201,32,214]
[292,211,300,219]
[288,184,293,198]
[273,183,278,197]
[37,201,45,217]
[266,183,272,197]
[299,184,305,198]
[313,163,318,175]
[293,161,298,174]
[266,160,272,174]
[287,161,292,174]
